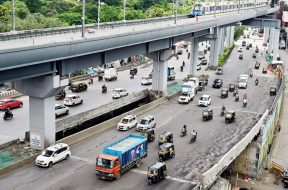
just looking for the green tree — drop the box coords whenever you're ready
[23,0,43,13]
[3,0,30,19]
[40,0,77,17]
[57,12,82,25]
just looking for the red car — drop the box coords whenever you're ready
[0,99,23,110]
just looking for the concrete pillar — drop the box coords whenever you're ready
[264,27,270,43]
[190,38,199,76]
[149,49,173,94]
[229,26,235,46]
[217,28,224,56]
[225,27,231,48]
[268,28,275,53]
[273,28,280,59]
[209,28,220,67]
[15,75,68,150]
[220,28,225,54]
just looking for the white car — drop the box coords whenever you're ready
[35,143,71,168]
[136,115,156,131]
[178,91,194,104]
[117,114,137,131]
[198,94,211,107]
[55,104,69,117]
[64,94,83,106]
[196,63,201,70]
[237,47,243,52]
[112,88,129,99]
[141,76,152,85]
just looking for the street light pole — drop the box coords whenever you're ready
[174,0,178,24]
[11,0,15,31]
[214,0,216,18]
[123,0,126,21]
[97,0,100,30]
[238,0,240,13]
[81,0,85,38]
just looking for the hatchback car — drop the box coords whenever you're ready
[112,88,129,99]
[117,114,137,131]
[141,76,152,85]
[137,115,156,131]
[64,94,83,106]
[55,104,69,117]
[0,99,23,110]
[198,94,211,107]
[35,143,71,168]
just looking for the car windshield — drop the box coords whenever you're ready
[226,113,232,117]
[200,97,208,101]
[181,92,189,96]
[148,168,157,175]
[42,150,54,157]
[140,119,148,125]
[239,79,246,83]
[0,101,4,105]
[121,118,129,124]
[113,90,120,93]
[96,158,113,169]
[142,77,149,80]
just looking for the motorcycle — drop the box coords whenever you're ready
[3,113,13,121]
[235,95,239,102]
[180,66,183,72]
[233,89,238,97]
[102,87,107,93]
[255,79,259,86]
[250,71,253,78]
[180,129,187,137]
[221,106,226,117]
[243,99,247,108]
[130,74,134,79]
[190,135,196,144]
[98,75,103,81]
[88,78,93,85]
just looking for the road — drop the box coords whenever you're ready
[0,31,280,189]
[0,43,209,144]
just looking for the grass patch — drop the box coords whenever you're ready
[218,44,235,67]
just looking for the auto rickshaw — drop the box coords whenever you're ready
[252,53,257,58]
[262,67,267,74]
[225,111,236,124]
[229,83,236,92]
[158,131,173,146]
[130,67,138,75]
[158,143,175,161]
[255,62,260,69]
[198,81,205,91]
[202,108,213,122]
[147,162,167,185]
[255,48,259,53]
[140,129,155,143]
[270,87,277,96]
[55,90,66,100]
[221,88,229,98]
[239,54,243,60]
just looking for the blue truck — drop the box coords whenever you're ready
[95,134,148,180]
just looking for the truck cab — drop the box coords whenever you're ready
[167,67,176,80]
[96,154,121,180]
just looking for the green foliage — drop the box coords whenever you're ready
[218,44,235,66]
[57,12,82,25]
[234,25,245,40]
[3,0,30,19]
[40,0,76,17]
[23,0,44,13]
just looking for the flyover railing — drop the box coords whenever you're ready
[0,3,268,41]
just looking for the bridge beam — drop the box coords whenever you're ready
[242,18,281,28]
[15,75,68,150]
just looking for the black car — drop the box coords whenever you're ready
[70,82,88,93]
[239,54,243,60]
[225,111,236,124]
[255,48,259,53]
[255,62,260,69]
[147,162,167,185]
[140,129,155,143]
[130,67,138,75]
[212,79,223,88]
[55,90,66,100]
[229,83,236,92]
[252,53,257,58]
[242,41,246,46]
[262,67,267,74]
[158,131,173,146]
[202,108,213,122]
[270,87,277,96]
[158,143,175,161]
[221,88,228,98]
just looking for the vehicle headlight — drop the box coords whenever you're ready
[108,173,114,176]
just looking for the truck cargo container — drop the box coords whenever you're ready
[95,134,148,180]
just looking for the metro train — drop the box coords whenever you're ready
[189,1,268,18]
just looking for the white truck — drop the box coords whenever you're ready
[238,74,249,89]
[104,68,118,81]
[178,82,195,104]
[187,77,199,93]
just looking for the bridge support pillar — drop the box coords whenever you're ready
[218,28,225,55]
[149,49,173,95]
[15,75,68,150]
[264,27,270,43]
[273,28,280,59]
[189,38,199,76]
[268,27,275,53]
[209,29,220,67]
[229,26,235,47]
[225,27,231,48]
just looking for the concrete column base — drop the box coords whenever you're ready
[273,28,280,59]
[190,38,199,76]
[268,28,275,53]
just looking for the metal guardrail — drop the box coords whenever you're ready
[0,3,268,41]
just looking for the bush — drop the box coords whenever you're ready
[234,25,245,41]
[218,44,235,66]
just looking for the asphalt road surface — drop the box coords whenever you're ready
[0,32,281,189]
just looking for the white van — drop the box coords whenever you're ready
[238,74,249,89]
[104,68,118,81]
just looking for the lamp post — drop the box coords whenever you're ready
[81,0,85,38]
[174,0,178,24]
[123,0,126,21]
[98,0,100,29]
[238,0,241,13]
[214,0,216,18]
[12,0,15,31]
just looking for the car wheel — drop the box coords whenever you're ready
[19,104,23,108]
[135,160,141,168]
[65,154,70,160]
[48,162,53,168]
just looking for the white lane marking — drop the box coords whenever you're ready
[71,156,94,164]
[131,169,196,184]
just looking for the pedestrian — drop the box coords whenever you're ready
[182,61,185,67]
[176,55,179,60]
[180,66,183,72]
[188,52,191,59]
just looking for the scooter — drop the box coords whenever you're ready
[102,87,107,93]
[190,135,196,144]
[130,74,134,79]
[3,113,13,121]
[180,129,187,137]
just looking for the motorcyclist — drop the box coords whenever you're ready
[102,84,107,92]
[130,73,134,79]
[4,108,12,118]
[190,130,197,141]
[182,61,185,67]
[88,76,93,84]
[221,105,226,116]
[243,93,247,100]
[180,65,184,72]
[243,98,247,107]
[181,125,187,136]
[235,93,239,101]
[250,70,253,77]
[255,78,259,86]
